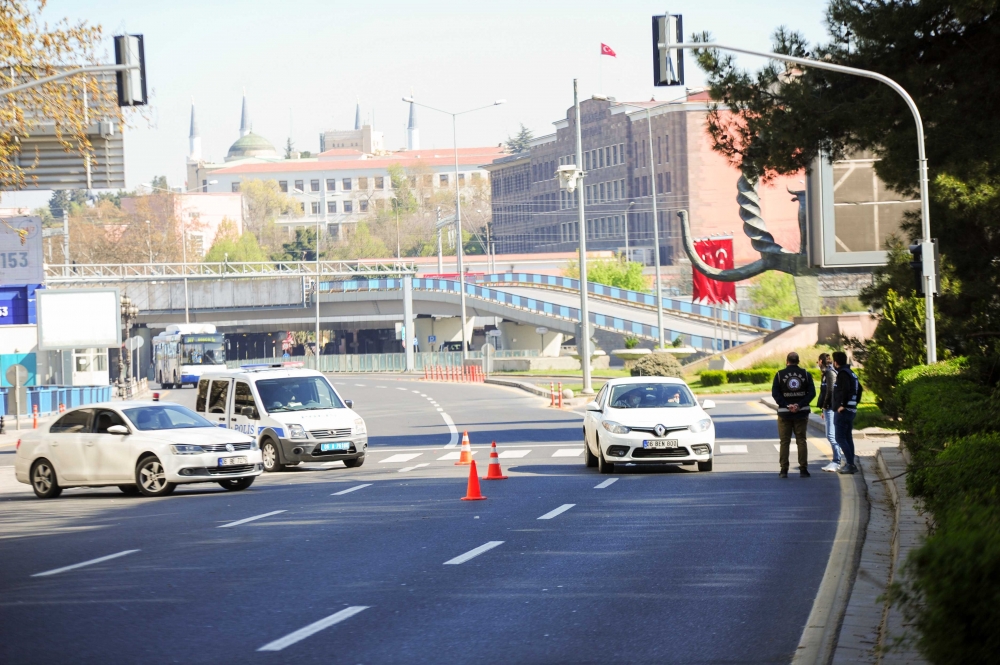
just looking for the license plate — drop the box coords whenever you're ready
[218,456,248,466]
[643,440,679,449]
[320,442,349,452]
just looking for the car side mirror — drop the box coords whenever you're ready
[701,399,716,410]
[240,406,258,419]
[107,424,130,435]
[585,401,602,412]
[344,399,354,409]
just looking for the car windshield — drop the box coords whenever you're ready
[123,405,216,430]
[609,383,696,409]
[256,376,344,413]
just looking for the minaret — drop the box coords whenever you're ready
[354,101,361,130]
[187,98,201,162]
[406,98,419,151]
[240,88,251,137]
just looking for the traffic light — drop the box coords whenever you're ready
[652,14,684,86]
[908,239,940,296]
[114,35,147,107]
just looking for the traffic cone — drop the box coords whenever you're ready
[455,431,473,465]
[461,460,487,500]
[483,441,507,480]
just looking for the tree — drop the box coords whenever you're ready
[203,218,268,263]
[239,178,301,252]
[271,228,322,262]
[284,138,295,159]
[748,271,800,321]
[505,123,533,154]
[48,189,88,218]
[332,222,388,260]
[150,175,169,191]
[563,256,648,292]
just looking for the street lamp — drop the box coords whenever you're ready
[667,40,938,364]
[293,188,326,369]
[118,294,139,392]
[593,95,670,349]
[622,201,635,260]
[144,219,153,264]
[402,95,505,359]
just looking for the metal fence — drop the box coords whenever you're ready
[1,385,114,416]
[225,349,539,373]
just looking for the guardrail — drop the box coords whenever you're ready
[227,350,543,373]
[44,260,418,282]
[1,385,114,416]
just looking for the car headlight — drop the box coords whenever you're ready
[689,418,713,433]
[601,420,631,434]
[288,424,307,439]
[171,444,205,455]
[354,418,367,435]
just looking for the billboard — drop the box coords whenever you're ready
[37,288,121,350]
[807,151,920,267]
[0,216,44,285]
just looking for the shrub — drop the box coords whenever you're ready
[623,335,639,350]
[727,368,773,384]
[915,433,1000,518]
[700,370,728,386]
[631,351,682,377]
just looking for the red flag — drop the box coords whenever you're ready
[600,43,616,57]
[692,238,737,304]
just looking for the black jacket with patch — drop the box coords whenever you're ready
[771,365,816,419]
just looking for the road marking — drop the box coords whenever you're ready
[331,483,372,496]
[32,549,140,578]
[436,407,444,412]
[257,606,370,652]
[719,444,749,454]
[420,394,427,397]
[379,453,422,464]
[538,504,575,520]
[398,463,430,473]
[437,451,477,461]
[594,478,618,489]
[498,450,530,459]
[218,510,287,528]
[397,387,409,391]
[444,541,504,565]
[442,413,459,447]
[412,390,421,393]
[774,444,801,452]
[552,449,583,457]
[355,383,366,387]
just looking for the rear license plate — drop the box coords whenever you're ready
[643,440,679,449]
[218,456,248,466]
[320,442,349,452]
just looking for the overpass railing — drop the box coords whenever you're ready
[44,260,417,282]
[324,278,738,351]
[227,350,541,373]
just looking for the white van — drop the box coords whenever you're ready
[196,365,367,472]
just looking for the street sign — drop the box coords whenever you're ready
[5,364,27,385]
[428,335,437,343]
[652,14,684,87]
[114,35,148,107]
[535,327,549,335]
[5,364,28,425]
[124,336,144,351]
[487,329,502,337]
[0,216,43,286]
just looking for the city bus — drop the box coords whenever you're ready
[152,324,227,388]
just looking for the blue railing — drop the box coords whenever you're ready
[1,385,113,416]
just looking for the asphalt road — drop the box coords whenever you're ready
[0,380,839,664]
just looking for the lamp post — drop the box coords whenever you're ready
[623,200,635,260]
[402,95,505,359]
[667,40,938,364]
[118,294,139,390]
[593,95,671,348]
[293,188,326,369]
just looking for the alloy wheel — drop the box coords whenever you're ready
[139,460,166,492]
[32,463,53,494]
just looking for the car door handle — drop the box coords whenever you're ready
[230,417,237,421]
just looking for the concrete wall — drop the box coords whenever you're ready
[413,317,470,352]
[107,277,304,314]
[498,321,563,357]
[794,313,878,345]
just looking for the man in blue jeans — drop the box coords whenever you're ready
[817,353,841,471]
[832,351,863,474]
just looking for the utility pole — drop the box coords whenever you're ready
[436,207,443,273]
[573,79,593,395]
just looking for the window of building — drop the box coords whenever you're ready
[584,151,591,170]
[408,176,417,188]
[422,175,433,187]
[642,176,649,197]
[360,200,368,212]
[599,182,606,202]
[311,202,320,214]
[656,173,663,194]
[279,181,288,193]
[657,136,662,165]
[620,143,625,162]
[664,172,672,192]
[294,180,304,193]
[612,145,618,165]
[458,173,465,185]
[358,177,368,190]
[663,135,670,162]
[342,178,352,190]
[375,176,384,189]
[328,201,337,214]
[598,148,604,168]
[326,179,336,191]
[634,177,640,196]
[231,182,240,192]
[613,180,619,200]
[621,179,626,197]
[440,173,449,186]
[299,202,305,212]
[310,179,320,192]
[343,201,353,213]
[471,172,481,182]
[605,147,611,167]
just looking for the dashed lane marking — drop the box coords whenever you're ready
[331,483,372,496]
[398,463,430,473]
[552,449,583,457]
[443,541,504,565]
[437,451,477,461]
[32,550,140,578]
[719,444,749,454]
[538,504,576,520]
[594,478,618,489]
[498,450,530,459]
[774,444,801,452]
[218,510,287,528]
[379,453,423,464]
[397,387,409,391]
[257,606,370,652]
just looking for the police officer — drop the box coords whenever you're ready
[771,351,817,478]
[832,351,863,474]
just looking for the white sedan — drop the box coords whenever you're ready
[15,401,262,499]
[583,377,716,473]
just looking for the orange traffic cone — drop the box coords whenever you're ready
[455,431,473,465]
[483,441,507,480]
[461,460,487,500]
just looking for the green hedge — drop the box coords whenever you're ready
[700,370,727,386]
[727,368,774,384]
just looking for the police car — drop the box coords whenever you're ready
[195,364,367,472]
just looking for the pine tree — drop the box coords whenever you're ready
[505,123,534,153]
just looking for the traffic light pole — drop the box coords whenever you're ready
[0,64,137,97]
[669,41,938,363]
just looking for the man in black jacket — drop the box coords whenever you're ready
[832,351,863,474]
[771,351,817,478]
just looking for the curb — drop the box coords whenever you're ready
[483,377,551,398]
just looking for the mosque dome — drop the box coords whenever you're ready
[226,131,278,161]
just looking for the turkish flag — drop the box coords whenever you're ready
[601,43,616,57]
[692,238,737,304]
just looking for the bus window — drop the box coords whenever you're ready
[209,380,230,414]
[196,380,210,412]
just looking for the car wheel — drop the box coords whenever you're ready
[118,484,140,495]
[343,456,365,468]
[31,459,62,499]
[261,439,284,472]
[698,458,714,472]
[135,455,176,497]
[584,432,598,468]
[597,441,615,475]
[218,477,255,491]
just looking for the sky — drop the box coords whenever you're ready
[4,0,831,209]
